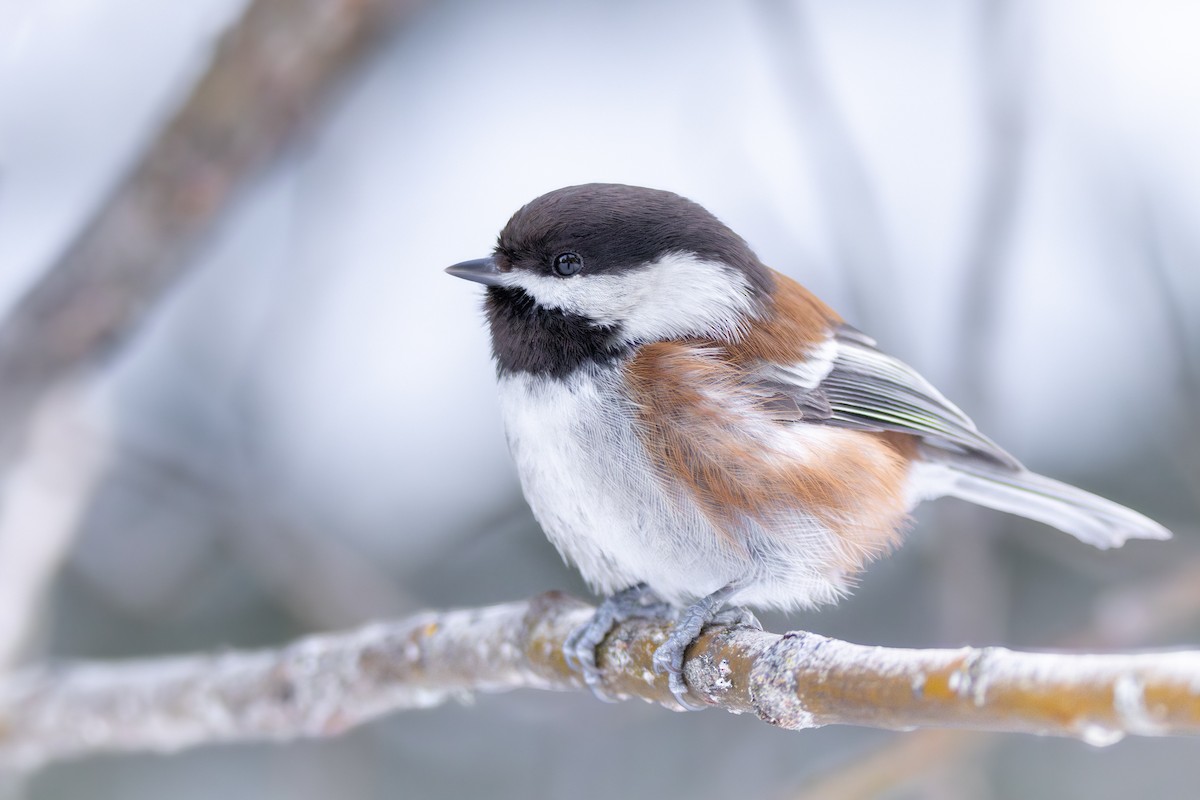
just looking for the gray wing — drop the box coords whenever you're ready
[753,325,1021,469]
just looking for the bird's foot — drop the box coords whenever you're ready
[564,583,672,702]
[650,584,758,710]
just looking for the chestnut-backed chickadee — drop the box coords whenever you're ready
[447,183,1170,707]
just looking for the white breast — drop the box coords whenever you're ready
[497,367,853,609]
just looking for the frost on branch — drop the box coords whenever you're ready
[1,592,1198,772]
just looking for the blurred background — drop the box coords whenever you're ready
[1,0,1198,797]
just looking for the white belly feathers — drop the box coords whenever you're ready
[497,365,853,609]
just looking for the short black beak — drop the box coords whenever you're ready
[445,257,503,287]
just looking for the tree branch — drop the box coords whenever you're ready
[0,0,427,668]
[1,592,1197,771]
[0,0,426,457]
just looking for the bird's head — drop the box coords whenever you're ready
[447,184,775,375]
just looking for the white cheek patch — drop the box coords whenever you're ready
[501,252,758,343]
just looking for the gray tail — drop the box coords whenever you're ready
[923,458,1172,549]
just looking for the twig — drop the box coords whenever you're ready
[1,592,1197,772]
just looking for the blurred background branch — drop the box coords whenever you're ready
[1140,198,1200,495]
[0,0,422,459]
[931,0,1033,655]
[0,382,108,668]
[0,0,427,669]
[956,0,1030,404]
[754,0,900,342]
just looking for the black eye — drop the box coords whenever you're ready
[552,252,583,277]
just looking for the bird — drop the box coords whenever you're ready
[446,183,1171,708]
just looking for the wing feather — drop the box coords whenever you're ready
[748,325,1020,469]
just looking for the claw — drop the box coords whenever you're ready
[648,583,754,710]
[668,672,707,711]
[564,583,672,702]
[649,600,711,709]
[649,632,707,710]
[568,582,756,708]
